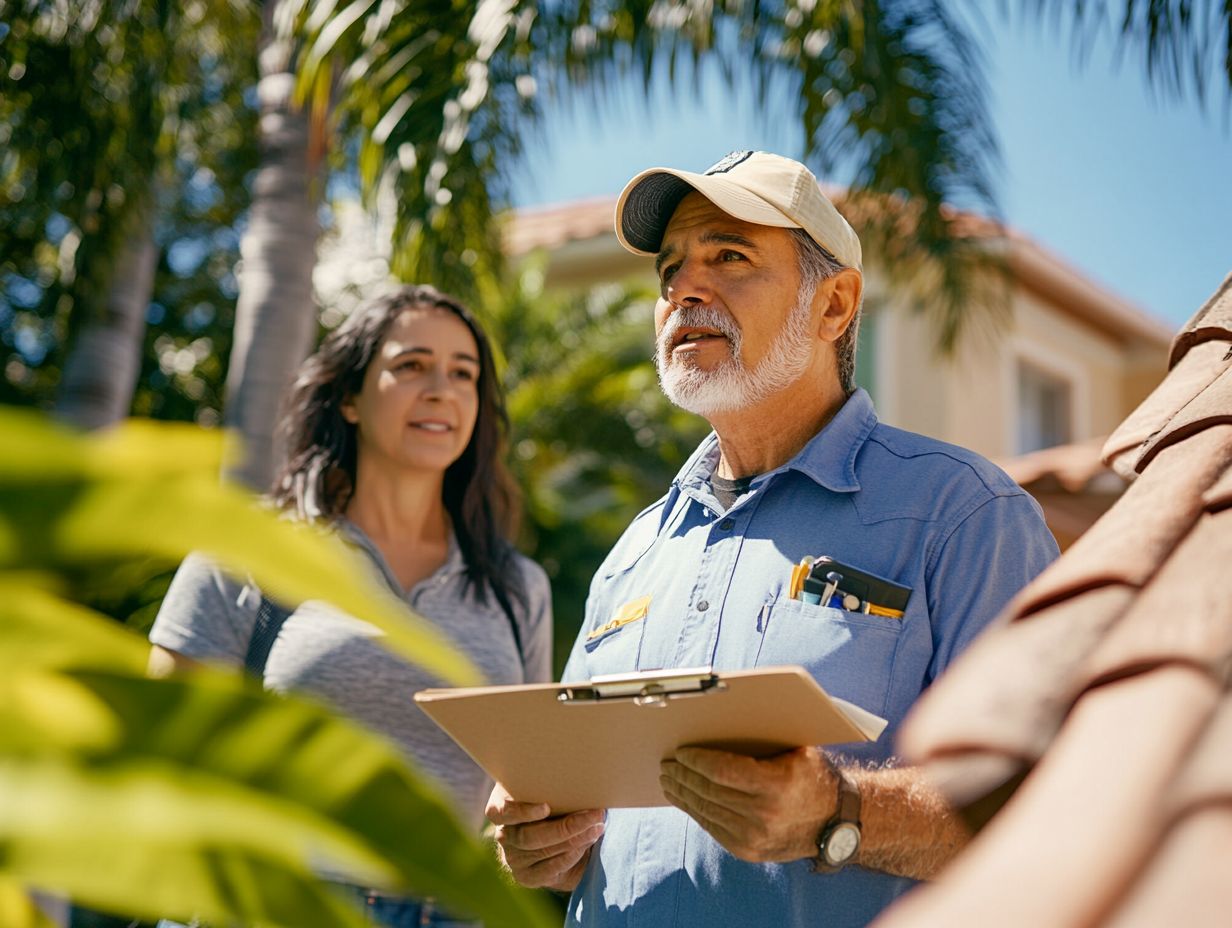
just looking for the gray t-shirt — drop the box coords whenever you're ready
[149,519,553,833]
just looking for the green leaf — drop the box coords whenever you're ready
[0,578,151,674]
[0,665,555,928]
[302,0,379,80]
[0,410,481,687]
[0,755,377,928]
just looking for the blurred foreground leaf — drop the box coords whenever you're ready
[0,409,554,927]
[0,410,479,686]
[0,666,553,927]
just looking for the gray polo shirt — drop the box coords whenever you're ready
[149,519,553,832]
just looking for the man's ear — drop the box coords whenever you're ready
[813,268,863,344]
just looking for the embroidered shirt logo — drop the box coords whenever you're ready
[704,150,755,175]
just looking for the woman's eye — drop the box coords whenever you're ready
[452,368,476,381]
[394,359,422,372]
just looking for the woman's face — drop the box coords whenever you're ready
[342,307,482,477]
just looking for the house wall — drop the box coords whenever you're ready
[824,272,1166,459]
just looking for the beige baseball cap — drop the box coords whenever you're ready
[615,150,862,271]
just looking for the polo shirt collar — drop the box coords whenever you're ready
[672,388,878,495]
[336,517,468,594]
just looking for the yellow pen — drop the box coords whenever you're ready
[790,555,815,600]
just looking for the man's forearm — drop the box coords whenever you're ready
[660,746,970,878]
[848,764,971,880]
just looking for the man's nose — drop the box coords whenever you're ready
[665,257,712,306]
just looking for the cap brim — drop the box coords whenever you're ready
[615,168,800,256]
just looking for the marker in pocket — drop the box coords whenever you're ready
[788,555,814,600]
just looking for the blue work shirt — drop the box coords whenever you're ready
[560,388,1058,928]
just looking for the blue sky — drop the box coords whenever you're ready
[510,14,1231,328]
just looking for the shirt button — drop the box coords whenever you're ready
[719,518,734,531]
[697,600,710,612]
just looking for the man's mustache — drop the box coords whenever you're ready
[657,305,742,357]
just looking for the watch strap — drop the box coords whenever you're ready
[813,761,862,873]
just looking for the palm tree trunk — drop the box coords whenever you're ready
[223,0,321,492]
[55,205,158,430]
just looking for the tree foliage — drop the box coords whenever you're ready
[289,0,1006,348]
[1022,0,1231,105]
[0,0,260,418]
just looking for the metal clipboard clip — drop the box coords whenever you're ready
[557,666,726,708]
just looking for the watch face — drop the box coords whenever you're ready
[825,823,861,864]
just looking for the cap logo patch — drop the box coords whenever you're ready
[704,150,754,175]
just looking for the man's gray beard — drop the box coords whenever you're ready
[654,285,817,416]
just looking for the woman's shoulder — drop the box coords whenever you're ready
[505,548,550,590]
[171,550,254,599]
[500,548,550,610]
[150,550,262,664]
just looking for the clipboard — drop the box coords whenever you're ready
[414,665,887,812]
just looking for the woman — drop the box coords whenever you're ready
[148,285,553,927]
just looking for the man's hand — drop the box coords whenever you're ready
[659,746,836,863]
[486,783,605,891]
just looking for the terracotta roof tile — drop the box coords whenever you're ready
[503,198,615,254]
[879,665,1222,928]
[1203,465,1232,512]
[1009,427,1232,617]
[896,585,1135,803]
[1103,339,1232,476]
[997,437,1117,494]
[876,272,1232,927]
[1104,272,1232,476]
[1136,366,1232,471]
[1101,806,1232,927]
[1082,501,1232,687]
[1170,695,1232,813]
[1170,271,1232,368]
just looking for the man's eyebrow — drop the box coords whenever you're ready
[699,230,759,250]
[655,231,761,276]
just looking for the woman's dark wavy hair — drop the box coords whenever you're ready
[271,284,523,609]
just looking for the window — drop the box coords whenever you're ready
[1016,360,1072,453]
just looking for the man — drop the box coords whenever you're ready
[488,151,1058,927]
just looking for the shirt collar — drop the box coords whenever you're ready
[672,388,878,495]
[336,517,467,590]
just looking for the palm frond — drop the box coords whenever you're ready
[292,0,1011,348]
[1018,0,1231,104]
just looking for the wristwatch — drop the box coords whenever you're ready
[813,762,862,872]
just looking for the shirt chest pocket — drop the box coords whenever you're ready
[754,598,903,718]
[581,604,649,676]
[581,529,662,676]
